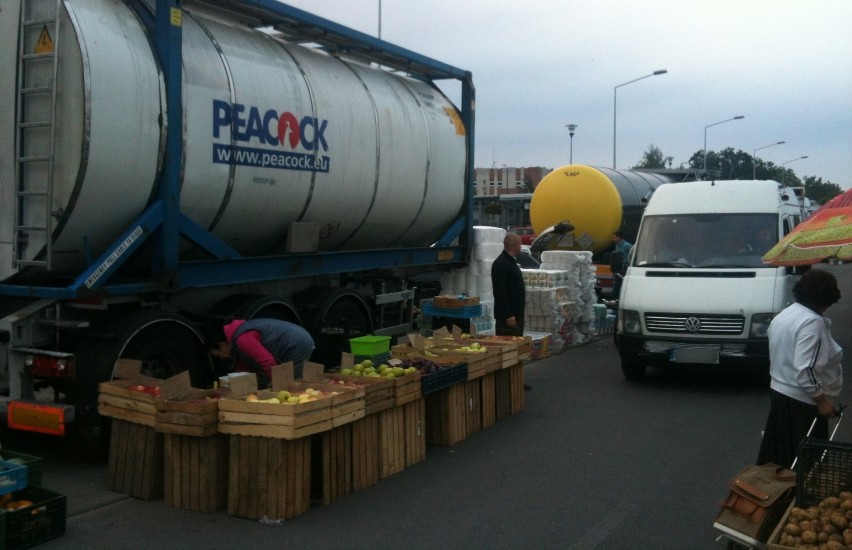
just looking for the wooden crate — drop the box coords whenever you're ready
[464,379,482,437]
[379,406,406,479]
[351,414,380,492]
[107,419,163,500]
[218,382,364,439]
[164,433,228,513]
[311,425,352,506]
[98,377,162,427]
[480,373,497,429]
[227,435,311,521]
[508,362,525,414]
[494,369,512,421]
[156,389,224,437]
[402,398,425,467]
[393,371,422,406]
[425,383,467,446]
[322,374,394,416]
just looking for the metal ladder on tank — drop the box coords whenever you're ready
[14,0,61,270]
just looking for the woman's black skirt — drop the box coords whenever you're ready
[757,389,828,469]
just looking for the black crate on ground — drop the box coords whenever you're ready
[795,437,852,507]
[1,486,66,549]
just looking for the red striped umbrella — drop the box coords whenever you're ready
[762,188,852,266]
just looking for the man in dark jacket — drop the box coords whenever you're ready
[491,232,529,390]
[491,232,526,337]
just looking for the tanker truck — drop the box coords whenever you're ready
[528,165,679,290]
[0,0,474,437]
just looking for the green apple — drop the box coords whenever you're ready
[276,390,291,402]
[361,359,373,368]
[341,368,353,375]
[392,367,405,377]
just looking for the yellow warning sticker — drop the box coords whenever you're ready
[35,25,53,54]
[443,107,466,136]
[170,7,182,26]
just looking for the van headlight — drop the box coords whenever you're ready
[750,313,773,338]
[619,309,641,334]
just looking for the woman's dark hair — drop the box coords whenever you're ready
[793,269,841,310]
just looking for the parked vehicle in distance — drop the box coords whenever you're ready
[509,226,537,245]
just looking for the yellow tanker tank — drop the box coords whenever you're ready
[530,165,673,255]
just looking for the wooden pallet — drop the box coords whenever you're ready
[164,433,228,513]
[107,419,163,500]
[227,435,311,521]
[351,414,380,492]
[425,383,467,446]
[311,425,352,506]
[402,398,426,467]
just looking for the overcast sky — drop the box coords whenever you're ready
[284,0,852,188]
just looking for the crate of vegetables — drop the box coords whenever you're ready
[97,359,164,427]
[323,357,396,416]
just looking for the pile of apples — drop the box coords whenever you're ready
[339,359,416,379]
[129,384,161,397]
[244,387,335,405]
[453,342,487,353]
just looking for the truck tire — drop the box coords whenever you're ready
[67,311,211,449]
[620,352,646,381]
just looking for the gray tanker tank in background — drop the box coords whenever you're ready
[0,0,466,282]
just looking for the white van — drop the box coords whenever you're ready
[615,180,807,380]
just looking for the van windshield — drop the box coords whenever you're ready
[632,213,778,269]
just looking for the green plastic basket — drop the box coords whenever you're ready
[349,335,391,356]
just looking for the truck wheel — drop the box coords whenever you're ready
[620,353,646,381]
[67,311,211,449]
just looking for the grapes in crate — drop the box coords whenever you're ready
[400,357,441,374]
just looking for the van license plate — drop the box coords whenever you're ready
[669,347,719,364]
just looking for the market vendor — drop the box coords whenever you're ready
[212,318,315,385]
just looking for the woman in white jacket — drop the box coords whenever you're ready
[757,268,843,468]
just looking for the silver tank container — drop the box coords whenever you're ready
[0,0,467,281]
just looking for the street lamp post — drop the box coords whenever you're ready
[752,140,785,179]
[781,156,808,185]
[566,124,577,164]
[703,116,745,172]
[612,70,667,169]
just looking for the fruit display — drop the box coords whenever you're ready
[775,491,852,548]
[128,384,161,397]
[339,359,417,379]
[243,387,337,405]
[186,389,223,403]
[0,492,33,511]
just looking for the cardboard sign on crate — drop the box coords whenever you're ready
[218,363,365,439]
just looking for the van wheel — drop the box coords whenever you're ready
[620,353,646,381]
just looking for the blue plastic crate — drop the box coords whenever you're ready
[0,461,27,496]
[421,363,468,395]
[423,303,483,318]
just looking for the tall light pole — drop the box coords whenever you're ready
[752,140,785,179]
[377,0,382,39]
[703,115,745,172]
[612,70,667,169]
[566,124,577,164]
[781,156,808,185]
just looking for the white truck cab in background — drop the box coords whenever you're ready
[615,180,807,380]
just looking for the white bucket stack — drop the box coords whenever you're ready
[436,226,504,335]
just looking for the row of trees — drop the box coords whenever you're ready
[633,144,844,205]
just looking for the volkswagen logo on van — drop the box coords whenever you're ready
[684,317,702,332]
